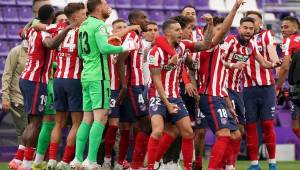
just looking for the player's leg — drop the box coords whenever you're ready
[116,122,131,169]
[194,128,206,170]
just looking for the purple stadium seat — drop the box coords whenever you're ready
[2,7,18,22]
[149,10,165,25]
[132,0,146,8]
[205,129,215,146]
[7,24,22,39]
[0,56,6,71]
[117,9,130,20]
[163,0,179,9]
[0,24,6,39]
[165,10,179,19]
[115,0,131,8]
[147,0,163,9]
[194,0,209,10]
[18,7,32,22]
[277,111,292,127]
[107,0,115,8]
[0,41,10,56]
[0,0,16,5]
[16,0,32,5]
[178,0,194,8]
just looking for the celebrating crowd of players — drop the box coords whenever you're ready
[3,0,300,170]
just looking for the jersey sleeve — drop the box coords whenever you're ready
[251,39,261,57]
[265,30,276,46]
[282,37,292,57]
[181,40,196,53]
[220,36,235,61]
[148,47,162,69]
[155,36,176,56]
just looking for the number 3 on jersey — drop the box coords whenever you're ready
[79,31,90,54]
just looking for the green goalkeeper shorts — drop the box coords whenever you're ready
[82,80,111,112]
[44,79,55,115]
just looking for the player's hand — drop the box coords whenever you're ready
[230,107,239,124]
[234,0,246,9]
[232,62,246,70]
[122,38,138,51]
[128,25,142,33]
[272,59,282,68]
[116,87,127,105]
[166,102,180,114]
[2,99,11,112]
[203,13,213,25]
[185,83,198,97]
[169,54,179,66]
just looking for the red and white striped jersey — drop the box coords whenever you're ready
[21,27,52,83]
[282,33,300,57]
[123,31,144,86]
[148,40,195,98]
[108,54,119,90]
[222,35,259,92]
[197,46,228,97]
[55,28,82,79]
[243,29,276,87]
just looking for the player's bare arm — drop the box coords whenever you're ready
[194,14,213,52]
[254,53,282,69]
[116,51,129,104]
[277,55,292,89]
[212,0,245,46]
[150,67,179,114]
[111,25,141,38]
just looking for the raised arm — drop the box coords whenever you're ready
[193,14,213,52]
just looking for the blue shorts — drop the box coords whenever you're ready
[19,79,47,116]
[149,97,189,124]
[194,108,208,129]
[54,78,83,112]
[243,85,276,124]
[122,85,148,118]
[228,89,246,125]
[108,90,136,123]
[199,95,238,133]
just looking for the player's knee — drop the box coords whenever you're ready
[151,129,163,139]
[181,127,194,139]
[195,128,206,138]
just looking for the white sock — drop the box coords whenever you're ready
[104,157,111,163]
[269,159,276,164]
[13,159,22,164]
[19,145,25,150]
[34,153,44,164]
[251,160,259,165]
[22,160,32,170]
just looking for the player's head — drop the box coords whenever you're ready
[204,16,224,37]
[64,2,86,25]
[53,11,67,24]
[38,4,55,24]
[172,15,194,39]
[162,19,182,45]
[245,11,262,33]
[181,5,197,25]
[239,17,255,41]
[87,0,112,20]
[281,16,300,38]
[143,21,159,42]
[112,19,128,34]
[128,9,148,30]
[33,0,51,17]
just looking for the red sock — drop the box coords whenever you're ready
[292,128,300,140]
[155,133,175,162]
[246,123,259,161]
[131,132,149,169]
[117,130,130,165]
[195,156,203,169]
[262,120,276,159]
[208,136,230,169]
[147,136,160,170]
[24,147,35,161]
[182,137,194,170]
[49,142,59,160]
[14,145,25,161]
[62,145,75,163]
[104,125,118,158]
[226,138,241,166]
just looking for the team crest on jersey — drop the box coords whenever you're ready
[246,47,253,54]
[221,117,227,125]
[140,104,147,112]
[38,104,45,112]
[151,104,158,112]
[256,36,261,42]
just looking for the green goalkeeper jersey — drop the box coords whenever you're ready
[78,16,124,82]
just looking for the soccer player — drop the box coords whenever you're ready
[116,9,152,170]
[221,17,281,170]
[69,0,137,169]
[243,11,282,170]
[278,17,300,141]
[43,3,87,170]
[18,5,75,170]
[147,15,213,170]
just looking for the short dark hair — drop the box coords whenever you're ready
[38,4,54,21]
[181,5,196,13]
[171,15,194,29]
[64,2,85,18]
[282,16,300,29]
[245,11,262,20]
[112,18,127,26]
[128,9,144,24]
[87,0,102,14]
[203,16,224,31]
[162,19,179,32]
[240,17,255,25]
[53,11,65,23]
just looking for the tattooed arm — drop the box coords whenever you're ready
[193,14,214,52]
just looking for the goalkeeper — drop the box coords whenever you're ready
[70,0,137,169]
